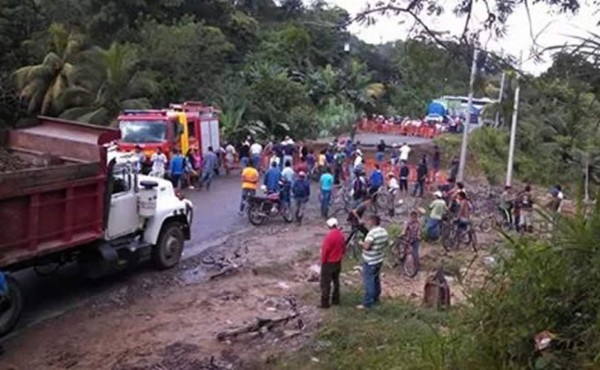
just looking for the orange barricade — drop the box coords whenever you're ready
[355,120,439,139]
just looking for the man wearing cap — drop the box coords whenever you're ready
[427,191,447,240]
[320,218,345,308]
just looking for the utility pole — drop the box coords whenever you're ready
[457,47,479,182]
[495,50,505,128]
[505,51,523,188]
[495,72,506,127]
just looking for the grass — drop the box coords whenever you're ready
[271,290,451,370]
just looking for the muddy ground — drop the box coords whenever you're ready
[1,196,502,370]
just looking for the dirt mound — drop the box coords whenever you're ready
[0,147,35,173]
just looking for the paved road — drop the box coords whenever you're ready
[7,175,246,338]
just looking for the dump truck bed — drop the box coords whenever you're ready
[0,117,120,270]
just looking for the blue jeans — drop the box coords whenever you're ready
[362,262,382,307]
[412,180,424,197]
[426,218,441,240]
[251,154,261,170]
[240,189,255,212]
[283,155,293,167]
[320,189,332,217]
[201,170,214,190]
[376,151,384,164]
[411,240,420,271]
[240,157,249,167]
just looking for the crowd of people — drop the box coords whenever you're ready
[127,133,566,312]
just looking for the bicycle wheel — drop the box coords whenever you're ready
[375,191,389,210]
[441,225,457,251]
[469,229,478,252]
[347,233,362,260]
[479,215,495,233]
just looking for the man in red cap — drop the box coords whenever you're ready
[320,218,345,308]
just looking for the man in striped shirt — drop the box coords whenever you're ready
[358,215,389,309]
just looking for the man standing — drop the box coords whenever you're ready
[133,145,145,174]
[282,136,295,167]
[369,164,384,196]
[358,215,389,309]
[402,211,422,271]
[201,146,218,191]
[426,191,447,240]
[250,140,263,172]
[320,218,345,308]
[292,171,311,223]
[281,160,295,183]
[150,147,167,178]
[239,162,258,214]
[319,167,334,218]
[169,149,185,189]
[376,139,386,165]
[240,138,251,167]
[399,142,411,163]
[413,159,428,198]
[399,161,410,194]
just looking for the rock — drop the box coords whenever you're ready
[277,282,291,290]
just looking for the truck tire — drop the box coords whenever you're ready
[153,223,185,270]
[0,275,24,337]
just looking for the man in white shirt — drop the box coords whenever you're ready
[399,142,411,162]
[150,147,167,178]
[250,141,263,171]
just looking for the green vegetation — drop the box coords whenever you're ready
[276,206,600,370]
[273,291,451,370]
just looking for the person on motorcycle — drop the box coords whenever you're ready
[264,160,282,194]
[292,171,311,223]
[278,176,292,210]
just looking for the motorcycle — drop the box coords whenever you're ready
[247,192,294,226]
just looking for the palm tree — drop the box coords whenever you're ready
[14,23,84,114]
[59,42,157,125]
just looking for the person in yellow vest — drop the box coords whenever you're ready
[239,161,259,214]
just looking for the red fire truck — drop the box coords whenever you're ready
[116,102,220,169]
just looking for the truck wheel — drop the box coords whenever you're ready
[153,223,185,270]
[0,275,24,337]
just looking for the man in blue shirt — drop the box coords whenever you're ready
[292,171,311,223]
[320,167,334,218]
[201,147,218,191]
[169,149,185,189]
[369,164,384,199]
[264,161,282,194]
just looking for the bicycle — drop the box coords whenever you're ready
[441,217,478,252]
[389,236,419,277]
[344,223,368,260]
[479,207,513,233]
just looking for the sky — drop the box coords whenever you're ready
[320,0,599,74]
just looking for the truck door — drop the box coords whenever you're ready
[106,174,139,239]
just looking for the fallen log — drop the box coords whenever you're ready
[216,313,299,341]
